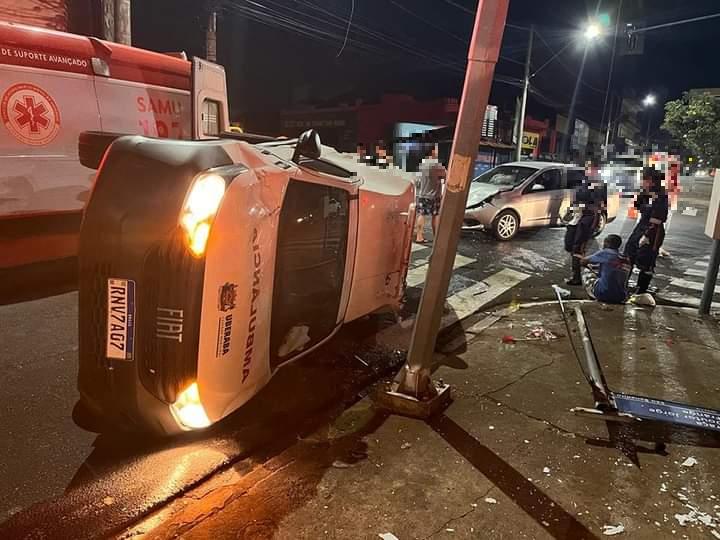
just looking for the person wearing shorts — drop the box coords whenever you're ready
[415,145,446,243]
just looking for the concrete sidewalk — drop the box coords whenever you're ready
[125,303,720,540]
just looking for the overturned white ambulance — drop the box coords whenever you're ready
[77,130,415,435]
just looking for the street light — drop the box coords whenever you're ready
[559,20,604,160]
[584,22,602,40]
[643,93,656,144]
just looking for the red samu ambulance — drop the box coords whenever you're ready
[0,21,228,270]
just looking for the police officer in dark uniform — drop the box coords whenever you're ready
[625,167,669,294]
[565,162,603,285]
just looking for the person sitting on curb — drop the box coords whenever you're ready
[577,234,631,304]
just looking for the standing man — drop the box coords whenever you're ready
[415,144,446,244]
[564,161,603,285]
[624,167,669,294]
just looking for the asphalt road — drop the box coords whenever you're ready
[0,187,715,533]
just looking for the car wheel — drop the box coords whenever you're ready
[593,212,607,237]
[493,210,519,241]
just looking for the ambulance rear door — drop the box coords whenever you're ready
[191,57,229,139]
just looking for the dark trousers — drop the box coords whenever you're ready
[625,222,666,293]
[565,214,596,281]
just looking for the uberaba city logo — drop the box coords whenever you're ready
[216,282,237,357]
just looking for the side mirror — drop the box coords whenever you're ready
[291,129,322,163]
[531,183,545,192]
[78,131,123,169]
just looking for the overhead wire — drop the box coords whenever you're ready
[335,0,355,58]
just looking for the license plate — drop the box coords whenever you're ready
[106,278,136,360]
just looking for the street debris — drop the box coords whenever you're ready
[602,524,625,535]
[543,467,551,475]
[680,457,697,468]
[102,496,114,506]
[400,442,412,450]
[711,530,720,539]
[445,528,455,532]
[484,497,498,504]
[332,460,357,469]
[526,326,558,341]
[378,534,399,540]
[553,284,571,298]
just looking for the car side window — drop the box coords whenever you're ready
[567,169,586,189]
[527,169,562,192]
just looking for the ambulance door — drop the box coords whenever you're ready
[191,57,229,139]
[0,64,100,215]
[268,170,358,371]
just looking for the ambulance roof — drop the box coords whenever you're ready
[0,21,190,90]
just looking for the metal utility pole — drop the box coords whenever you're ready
[100,0,114,41]
[515,25,533,162]
[560,45,589,161]
[699,173,720,315]
[206,10,218,62]
[114,0,131,45]
[601,0,622,149]
[699,240,720,315]
[389,0,509,407]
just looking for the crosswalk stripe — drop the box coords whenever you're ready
[406,254,475,288]
[695,260,709,268]
[685,267,707,278]
[439,268,529,330]
[669,277,720,295]
[411,243,426,253]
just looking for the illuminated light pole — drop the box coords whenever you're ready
[643,93,656,145]
[559,20,603,161]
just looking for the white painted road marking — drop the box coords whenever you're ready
[669,277,720,294]
[411,242,426,253]
[440,268,529,330]
[685,267,707,278]
[406,253,475,288]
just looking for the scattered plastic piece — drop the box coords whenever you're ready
[102,496,114,506]
[602,524,625,535]
[553,284,571,298]
[543,467,551,474]
[484,497,497,504]
[526,326,558,341]
[711,529,720,539]
[501,335,516,344]
[379,534,399,540]
[488,425,495,430]
[400,442,412,450]
[681,457,697,468]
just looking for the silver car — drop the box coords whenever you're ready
[463,161,619,241]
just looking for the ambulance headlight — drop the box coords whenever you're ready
[180,174,226,257]
[170,382,211,429]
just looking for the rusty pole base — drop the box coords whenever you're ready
[372,379,452,419]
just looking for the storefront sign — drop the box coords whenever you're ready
[521,131,539,149]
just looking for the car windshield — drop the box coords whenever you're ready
[474,165,536,187]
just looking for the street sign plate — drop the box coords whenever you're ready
[613,392,720,433]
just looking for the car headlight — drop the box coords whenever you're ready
[170,382,211,429]
[180,173,227,257]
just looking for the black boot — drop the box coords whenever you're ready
[565,256,582,286]
[636,271,652,294]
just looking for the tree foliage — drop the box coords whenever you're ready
[662,92,720,167]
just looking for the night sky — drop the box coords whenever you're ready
[132,0,720,133]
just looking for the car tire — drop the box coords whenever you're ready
[493,210,519,241]
[593,212,607,237]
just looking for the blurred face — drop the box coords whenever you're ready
[431,145,438,159]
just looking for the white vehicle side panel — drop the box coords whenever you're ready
[0,65,99,215]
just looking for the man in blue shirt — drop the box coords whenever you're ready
[579,234,631,304]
